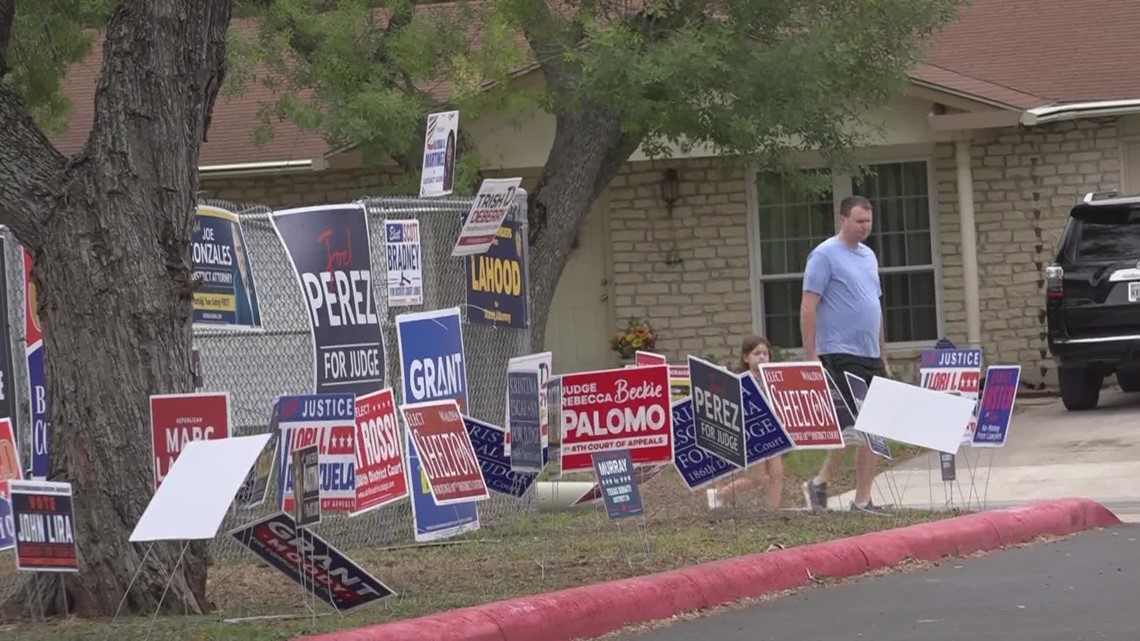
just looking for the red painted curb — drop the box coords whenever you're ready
[295,498,1120,641]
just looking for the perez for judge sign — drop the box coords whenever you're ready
[757,362,844,449]
[401,400,489,505]
[560,365,672,473]
[150,392,231,490]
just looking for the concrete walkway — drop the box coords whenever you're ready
[835,390,1140,521]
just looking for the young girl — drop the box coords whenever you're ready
[706,334,784,511]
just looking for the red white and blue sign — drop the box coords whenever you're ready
[972,365,1021,448]
[275,393,357,514]
[271,204,386,397]
[0,482,14,552]
[395,307,478,541]
[462,415,537,498]
[230,512,395,610]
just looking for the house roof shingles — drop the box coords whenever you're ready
[46,0,1140,166]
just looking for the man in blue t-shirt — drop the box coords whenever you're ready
[800,195,890,515]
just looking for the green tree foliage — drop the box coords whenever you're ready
[0,0,116,134]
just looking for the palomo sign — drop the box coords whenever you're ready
[559,365,673,473]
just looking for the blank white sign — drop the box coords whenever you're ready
[853,377,976,455]
[130,434,271,542]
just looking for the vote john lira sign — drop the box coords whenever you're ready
[271,204,386,396]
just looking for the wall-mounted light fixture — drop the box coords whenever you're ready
[661,168,683,266]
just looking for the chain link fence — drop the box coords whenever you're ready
[0,191,539,576]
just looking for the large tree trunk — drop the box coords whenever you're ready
[526,104,643,351]
[0,0,233,618]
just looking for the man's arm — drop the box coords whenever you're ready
[800,293,821,361]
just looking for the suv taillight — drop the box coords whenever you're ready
[1045,264,1064,299]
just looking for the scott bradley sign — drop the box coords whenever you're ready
[272,204,386,396]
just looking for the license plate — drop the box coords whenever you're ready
[1130,281,1140,302]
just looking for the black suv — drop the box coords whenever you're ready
[1046,190,1140,410]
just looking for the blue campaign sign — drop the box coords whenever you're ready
[271,204,385,396]
[842,372,892,459]
[506,370,543,473]
[672,374,795,491]
[739,372,795,462]
[688,356,747,469]
[396,306,478,541]
[465,220,529,329]
[591,449,643,520]
[192,205,263,330]
[972,365,1021,448]
[230,512,395,610]
[462,415,537,498]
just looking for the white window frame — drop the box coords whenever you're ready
[745,154,945,355]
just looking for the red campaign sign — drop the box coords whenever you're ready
[351,389,408,516]
[757,363,844,449]
[149,392,231,490]
[559,365,673,473]
[635,351,667,366]
[401,400,488,505]
[0,418,21,482]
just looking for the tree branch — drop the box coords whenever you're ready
[0,84,67,249]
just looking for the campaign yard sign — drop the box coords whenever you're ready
[687,356,747,469]
[452,178,523,256]
[842,372,892,460]
[351,389,408,517]
[271,204,386,397]
[463,415,538,498]
[972,365,1021,448]
[466,220,529,328]
[276,394,357,514]
[150,392,231,491]
[0,482,13,551]
[420,110,459,198]
[758,362,844,449]
[507,370,543,473]
[0,418,20,484]
[9,480,77,572]
[230,512,395,610]
[671,374,794,490]
[24,249,49,480]
[235,402,280,510]
[292,445,321,527]
[192,205,264,330]
[401,401,489,505]
[395,306,479,542]
[384,219,423,307]
[559,365,673,473]
[0,240,18,460]
[591,450,643,520]
[505,351,552,455]
[920,347,983,442]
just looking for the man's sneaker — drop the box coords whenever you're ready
[851,500,891,516]
[802,478,828,511]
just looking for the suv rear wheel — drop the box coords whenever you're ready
[1059,367,1103,410]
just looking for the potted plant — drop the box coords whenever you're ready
[610,317,657,365]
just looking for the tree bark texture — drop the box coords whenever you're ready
[0,0,233,617]
[525,105,643,352]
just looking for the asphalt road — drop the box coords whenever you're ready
[613,523,1139,641]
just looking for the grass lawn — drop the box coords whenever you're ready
[0,444,936,641]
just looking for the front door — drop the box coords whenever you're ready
[543,198,614,374]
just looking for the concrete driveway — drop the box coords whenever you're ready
[836,389,1140,521]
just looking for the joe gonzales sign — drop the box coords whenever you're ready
[272,204,386,397]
